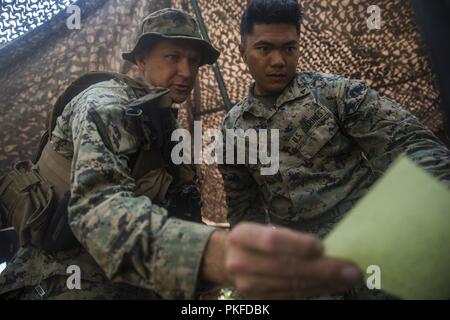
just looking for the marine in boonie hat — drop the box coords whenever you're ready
[122,8,220,66]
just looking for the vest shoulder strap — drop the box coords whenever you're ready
[33,71,152,164]
[48,71,152,134]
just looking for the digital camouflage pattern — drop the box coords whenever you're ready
[122,8,220,66]
[0,246,160,299]
[220,70,450,237]
[219,70,450,299]
[0,79,216,299]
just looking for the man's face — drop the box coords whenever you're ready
[240,23,300,96]
[137,39,202,103]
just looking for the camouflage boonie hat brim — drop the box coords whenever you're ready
[122,8,220,66]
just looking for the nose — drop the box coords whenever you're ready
[269,50,286,68]
[177,58,194,79]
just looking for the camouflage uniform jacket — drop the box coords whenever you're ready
[0,78,215,299]
[219,70,450,237]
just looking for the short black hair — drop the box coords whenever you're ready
[240,0,303,40]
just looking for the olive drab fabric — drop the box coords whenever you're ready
[0,160,55,247]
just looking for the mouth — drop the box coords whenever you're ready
[172,84,191,93]
[267,74,286,80]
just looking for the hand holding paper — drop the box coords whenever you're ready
[324,156,450,299]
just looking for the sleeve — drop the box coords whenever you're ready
[218,114,267,228]
[337,78,450,186]
[66,86,216,299]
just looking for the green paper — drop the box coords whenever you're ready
[324,155,450,299]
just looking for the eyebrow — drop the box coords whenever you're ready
[162,48,183,54]
[162,49,202,62]
[253,40,299,47]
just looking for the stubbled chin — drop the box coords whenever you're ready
[171,94,189,104]
[168,86,189,102]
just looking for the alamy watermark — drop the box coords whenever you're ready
[66,4,81,30]
[367,5,381,30]
[33,264,81,297]
[171,121,280,176]
[66,264,81,290]
[61,264,382,292]
[366,265,382,290]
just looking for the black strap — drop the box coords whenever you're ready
[0,227,19,263]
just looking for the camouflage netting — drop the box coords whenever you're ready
[0,0,446,224]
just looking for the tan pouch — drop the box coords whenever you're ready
[0,160,55,246]
[135,168,173,204]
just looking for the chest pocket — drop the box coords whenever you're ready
[286,101,340,159]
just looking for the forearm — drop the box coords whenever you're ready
[200,230,230,286]
[340,80,450,186]
[361,111,450,180]
[70,185,217,299]
[392,130,450,185]
[68,99,216,298]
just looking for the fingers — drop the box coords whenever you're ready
[228,259,362,299]
[226,240,297,277]
[232,274,300,300]
[232,273,355,300]
[298,258,362,296]
[225,222,362,299]
[228,222,323,258]
[230,258,362,300]
[227,246,361,289]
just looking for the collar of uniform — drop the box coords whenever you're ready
[243,85,276,119]
[243,70,312,119]
[277,70,312,107]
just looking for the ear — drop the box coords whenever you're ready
[136,55,146,72]
[239,41,247,64]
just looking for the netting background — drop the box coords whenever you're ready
[0,0,446,224]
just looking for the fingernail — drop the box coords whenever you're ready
[341,266,360,283]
